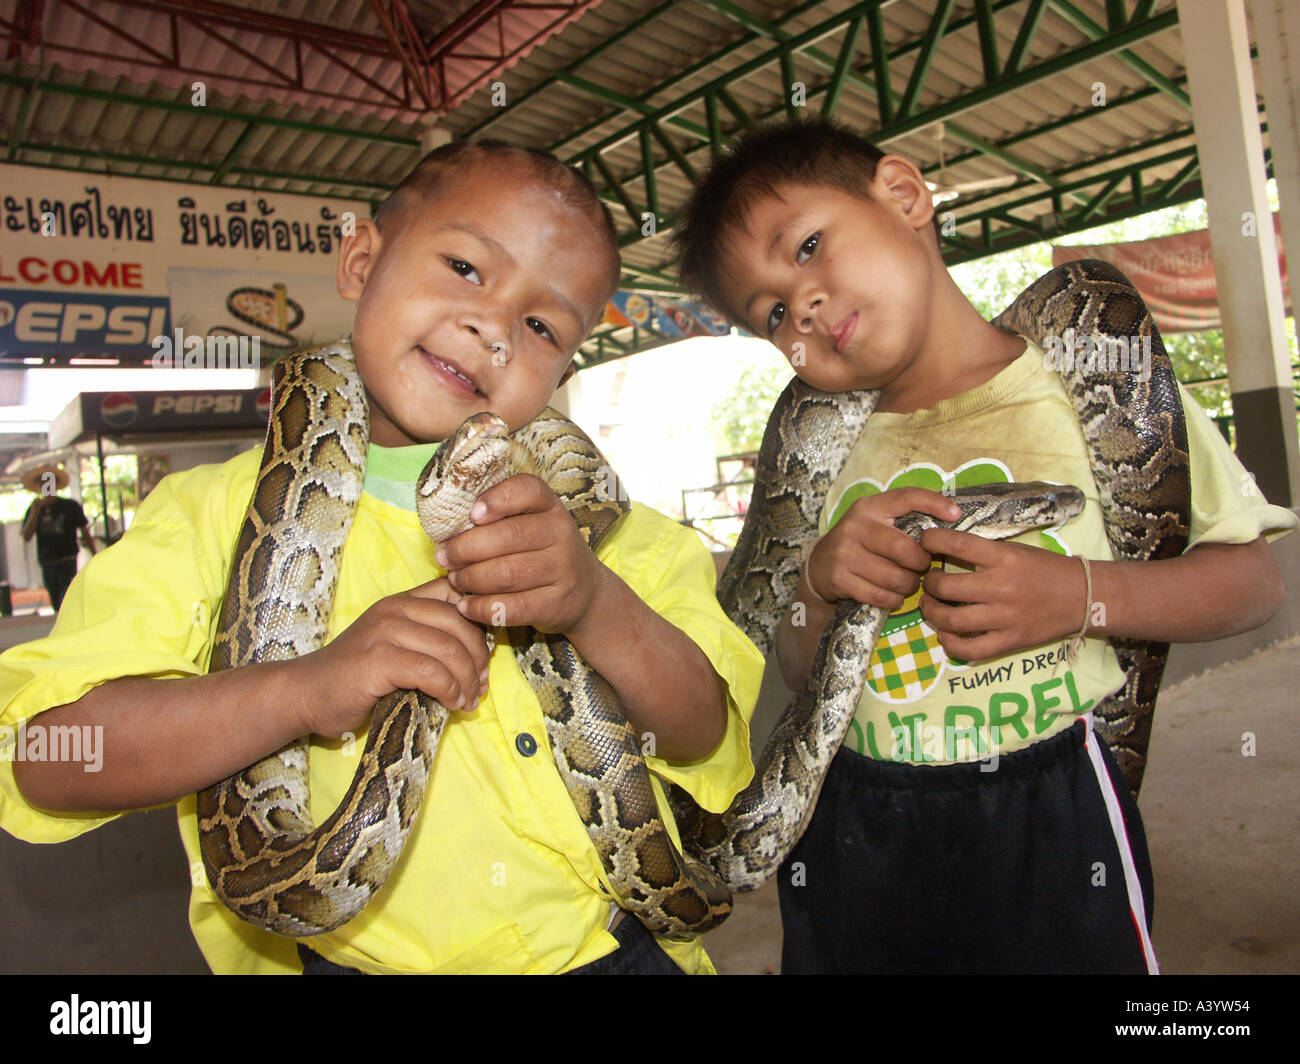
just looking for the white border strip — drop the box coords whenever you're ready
[1082,717,1159,974]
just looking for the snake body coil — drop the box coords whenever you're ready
[198,359,731,938]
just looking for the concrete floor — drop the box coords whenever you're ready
[1,623,1296,975]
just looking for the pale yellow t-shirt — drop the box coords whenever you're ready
[0,441,765,974]
[818,342,1297,764]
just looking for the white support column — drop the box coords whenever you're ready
[1252,0,1300,324]
[418,117,452,154]
[1179,0,1299,506]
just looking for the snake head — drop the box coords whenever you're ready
[415,412,517,542]
[949,481,1087,539]
[449,411,511,446]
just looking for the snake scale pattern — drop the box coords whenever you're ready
[196,351,732,938]
[992,260,1191,793]
[198,260,1188,939]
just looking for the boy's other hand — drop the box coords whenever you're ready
[435,473,603,636]
[918,529,1086,662]
[807,488,961,610]
[296,577,490,739]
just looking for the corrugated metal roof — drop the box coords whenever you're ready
[15,1,407,119]
[0,0,1273,365]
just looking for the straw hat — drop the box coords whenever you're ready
[21,464,70,494]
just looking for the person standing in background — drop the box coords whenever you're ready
[20,465,97,612]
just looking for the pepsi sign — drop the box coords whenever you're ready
[79,389,270,435]
[100,393,139,428]
[0,289,171,359]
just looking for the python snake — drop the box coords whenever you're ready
[196,348,731,938]
[198,259,1188,937]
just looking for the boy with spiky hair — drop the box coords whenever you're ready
[674,117,1294,973]
[0,140,764,975]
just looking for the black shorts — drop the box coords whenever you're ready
[778,717,1157,974]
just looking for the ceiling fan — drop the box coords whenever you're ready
[925,122,1020,203]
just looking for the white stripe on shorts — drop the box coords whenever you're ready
[1082,715,1159,974]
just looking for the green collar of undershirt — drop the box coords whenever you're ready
[364,441,441,512]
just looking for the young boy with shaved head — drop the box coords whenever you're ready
[0,141,764,975]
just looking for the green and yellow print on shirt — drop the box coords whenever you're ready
[826,459,1105,764]
[827,458,1074,702]
[814,344,1141,765]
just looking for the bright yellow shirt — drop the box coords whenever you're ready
[819,342,1297,764]
[0,441,764,974]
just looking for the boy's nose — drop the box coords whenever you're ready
[464,320,512,364]
[796,293,824,332]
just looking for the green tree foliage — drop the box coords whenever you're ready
[713,358,792,455]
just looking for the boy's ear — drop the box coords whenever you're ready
[558,360,578,388]
[337,219,383,303]
[871,155,936,235]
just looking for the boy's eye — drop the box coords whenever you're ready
[526,317,556,345]
[796,233,819,264]
[765,302,786,337]
[448,258,481,284]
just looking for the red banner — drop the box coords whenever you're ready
[1051,215,1290,334]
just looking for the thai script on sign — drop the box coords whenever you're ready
[1125,247,1213,276]
[1,185,155,241]
[177,196,345,255]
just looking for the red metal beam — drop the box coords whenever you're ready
[425,0,517,55]
[177,11,301,91]
[0,0,605,118]
[92,0,395,56]
[367,0,440,111]
[314,41,411,110]
[59,0,179,67]
[4,0,46,61]
[425,0,604,112]
[0,0,413,115]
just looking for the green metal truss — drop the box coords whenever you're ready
[0,68,419,183]
[554,0,1184,256]
[940,145,1213,263]
[5,139,399,197]
[2,2,1194,249]
[1048,0,1190,108]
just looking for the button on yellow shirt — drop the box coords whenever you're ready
[0,441,765,974]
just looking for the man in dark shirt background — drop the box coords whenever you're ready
[20,465,97,612]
